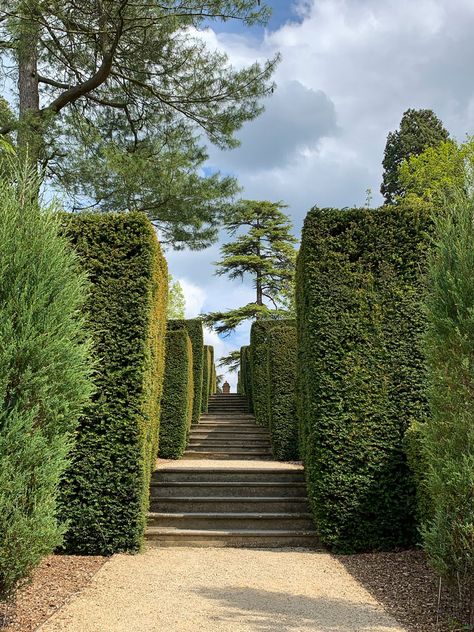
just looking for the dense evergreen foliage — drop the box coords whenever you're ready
[267,325,299,461]
[159,329,194,459]
[297,206,429,551]
[0,167,93,600]
[205,200,297,335]
[250,319,294,428]
[239,346,253,409]
[381,108,449,204]
[59,213,167,554]
[421,196,474,621]
[168,319,204,425]
[201,345,212,412]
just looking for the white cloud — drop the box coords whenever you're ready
[178,278,206,317]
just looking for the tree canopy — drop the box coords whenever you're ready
[381,108,449,204]
[0,1,278,247]
[204,199,297,336]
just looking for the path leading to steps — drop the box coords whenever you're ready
[40,548,406,632]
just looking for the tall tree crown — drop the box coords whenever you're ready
[381,108,449,204]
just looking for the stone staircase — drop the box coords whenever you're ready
[146,394,319,548]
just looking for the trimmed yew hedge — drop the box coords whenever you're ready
[201,345,213,412]
[296,205,429,552]
[250,320,294,427]
[268,325,299,461]
[239,346,253,407]
[60,213,168,554]
[159,328,193,458]
[168,319,203,425]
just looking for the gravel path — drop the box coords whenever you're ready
[39,548,406,632]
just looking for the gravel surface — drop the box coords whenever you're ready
[40,547,406,632]
[339,550,471,632]
[0,555,106,632]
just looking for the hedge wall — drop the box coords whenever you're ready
[250,320,294,427]
[60,213,168,554]
[208,346,215,396]
[268,325,299,461]
[296,206,429,552]
[201,345,212,412]
[239,346,253,408]
[168,319,203,425]
[159,329,193,458]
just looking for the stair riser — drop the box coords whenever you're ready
[150,499,310,513]
[151,483,307,497]
[146,534,318,548]
[148,515,314,530]
[189,433,269,439]
[152,471,305,483]
[188,440,270,448]
[184,453,273,460]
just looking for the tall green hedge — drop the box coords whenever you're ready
[268,325,299,461]
[208,346,215,396]
[201,345,212,412]
[250,320,294,427]
[239,346,253,408]
[168,319,203,425]
[159,328,193,459]
[297,206,429,552]
[60,213,168,554]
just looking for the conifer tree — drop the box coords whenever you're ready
[381,108,449,204]
[204,200,297,337]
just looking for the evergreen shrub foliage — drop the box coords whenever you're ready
[296,206,429,551]
[421,196,474,615]
[159,328,193,458]
[250,320,293,426]
[267,325,299,461]
[0,167,93,600]
[201,345,212,412]
[168,319,204,425]
[60,212,167,554]
[239,346,253,408]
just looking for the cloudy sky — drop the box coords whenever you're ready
[170,0,474,388]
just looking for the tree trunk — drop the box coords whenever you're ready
[17,3,42,166]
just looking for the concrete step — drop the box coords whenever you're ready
[145,528,319,548]
[188,439,270,448]
[152,468,305,483]
[151,481,307,497]
[148,512,314,530]
[184,451,273,460]
[189,431,269,439]
[196,423,260,429]
[150,496,310,513]
[200,414,255,419]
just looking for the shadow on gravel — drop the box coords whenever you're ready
[194,585,402,632]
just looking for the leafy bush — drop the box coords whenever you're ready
[159,328,193,458]
[60,212,167,554]
[296,206,429,551]
[250,320,293,426]
[208,346,215,396]
[421,196,474,619]
[0,167,93,600]
[168,319,203,425]
[267,325,299,461]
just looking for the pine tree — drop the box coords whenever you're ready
[381,108,449,204]
[204,200,297,337]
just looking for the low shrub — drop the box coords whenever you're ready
[267,325,299,461]
[159,328,194,458]
[296,205,429,551]
[0,167,93,600]
[60,212,167,554]
[168,319,203,425]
